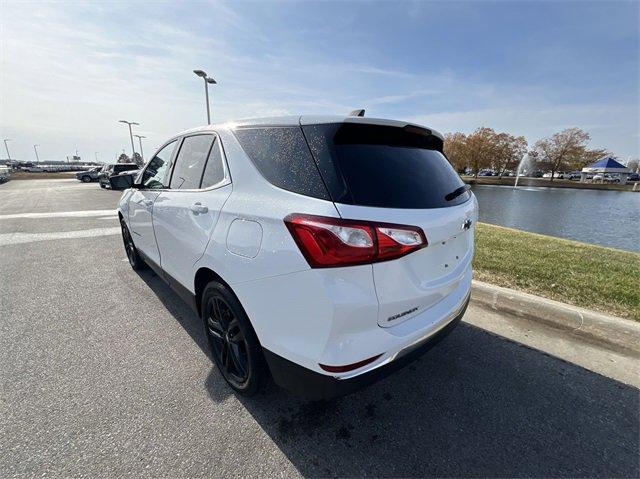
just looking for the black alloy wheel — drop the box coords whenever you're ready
[81,175,91,182]
[120,219,145,270]
[202,282,266,396]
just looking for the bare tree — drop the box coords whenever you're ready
[466,127,497,178]
[493,133,527,177]
[443,132,468,172]
[533,128,590,181]
[627,158,639,173]
[132,152,143,167]
[117,153,130,163]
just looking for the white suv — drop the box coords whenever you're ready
[117,115,477,399]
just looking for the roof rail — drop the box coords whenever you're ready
[349,109,365,117]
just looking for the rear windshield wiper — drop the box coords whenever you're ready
[444,184,471,202]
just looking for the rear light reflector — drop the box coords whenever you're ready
[284,214,427,268]
[319,354,383,373]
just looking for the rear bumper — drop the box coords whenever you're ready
[263,293,469,400]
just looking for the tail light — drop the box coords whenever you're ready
[284,214,427,268]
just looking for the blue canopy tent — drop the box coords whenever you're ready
[581,156,632,184]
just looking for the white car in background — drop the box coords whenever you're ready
[117,114,478,399]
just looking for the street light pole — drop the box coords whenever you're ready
[204,79,210,124]
[33,144,40,163]
[118,120,139,158]
[3,139,11,160]
[134,134,146,162]
[193,70,217,124]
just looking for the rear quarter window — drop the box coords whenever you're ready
[303,123,469,209]
[233,127,330,201]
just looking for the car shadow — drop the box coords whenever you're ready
[137,269,640,478]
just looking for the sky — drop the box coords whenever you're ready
[0,0,638,163]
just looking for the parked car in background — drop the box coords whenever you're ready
[603,174,620,183]
[0,166,10,183]
[75,166,102,183]
[478,169,494,176]
[98,163,139,188]
[628,173,639,181]
[109,169,140,190]
[529,170,544,178]
[567,171,582,180]
[116,115,477,399]
[23,166,45,173]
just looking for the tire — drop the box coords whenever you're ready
[120,219,145,271]
[201,281,267,396]
[81,175,92,183]
[100,182,106,188]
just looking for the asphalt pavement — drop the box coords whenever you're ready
[1,178,638,478]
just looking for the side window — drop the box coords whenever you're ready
[142,140,177,189]
[233,127,330,200]
[170,135,214,190]
[200,138,225,188]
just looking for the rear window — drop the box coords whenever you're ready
[303,123,469,208]
[234,127,330,200]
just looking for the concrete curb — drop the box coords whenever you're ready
[470,280,640,356]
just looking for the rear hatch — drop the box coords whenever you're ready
[302,120,477,327]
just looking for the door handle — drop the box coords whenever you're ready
[190,202,209,215]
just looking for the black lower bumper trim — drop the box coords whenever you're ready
[263,295,470,400]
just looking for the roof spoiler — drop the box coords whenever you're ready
[349,109,365,117]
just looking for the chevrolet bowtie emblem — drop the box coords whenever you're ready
[462,219,472,230]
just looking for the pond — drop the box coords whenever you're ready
[470,184,640,252]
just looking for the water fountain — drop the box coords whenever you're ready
[513,153,532,189]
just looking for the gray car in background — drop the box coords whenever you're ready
[98,163,139,188]
[75,167,103,183]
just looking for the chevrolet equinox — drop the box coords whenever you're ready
[116,114,477,400]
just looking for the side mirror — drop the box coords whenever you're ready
[109,174,135,190]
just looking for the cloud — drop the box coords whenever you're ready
[1,0,638,161]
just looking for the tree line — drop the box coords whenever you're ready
[443,127,616,180]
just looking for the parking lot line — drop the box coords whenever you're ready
[0,209,117,220]
[0,227,121,246]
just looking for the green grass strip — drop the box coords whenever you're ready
[474,223,640,321]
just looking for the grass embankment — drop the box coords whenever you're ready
[474,223,640,321]
[9,171,76,180]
